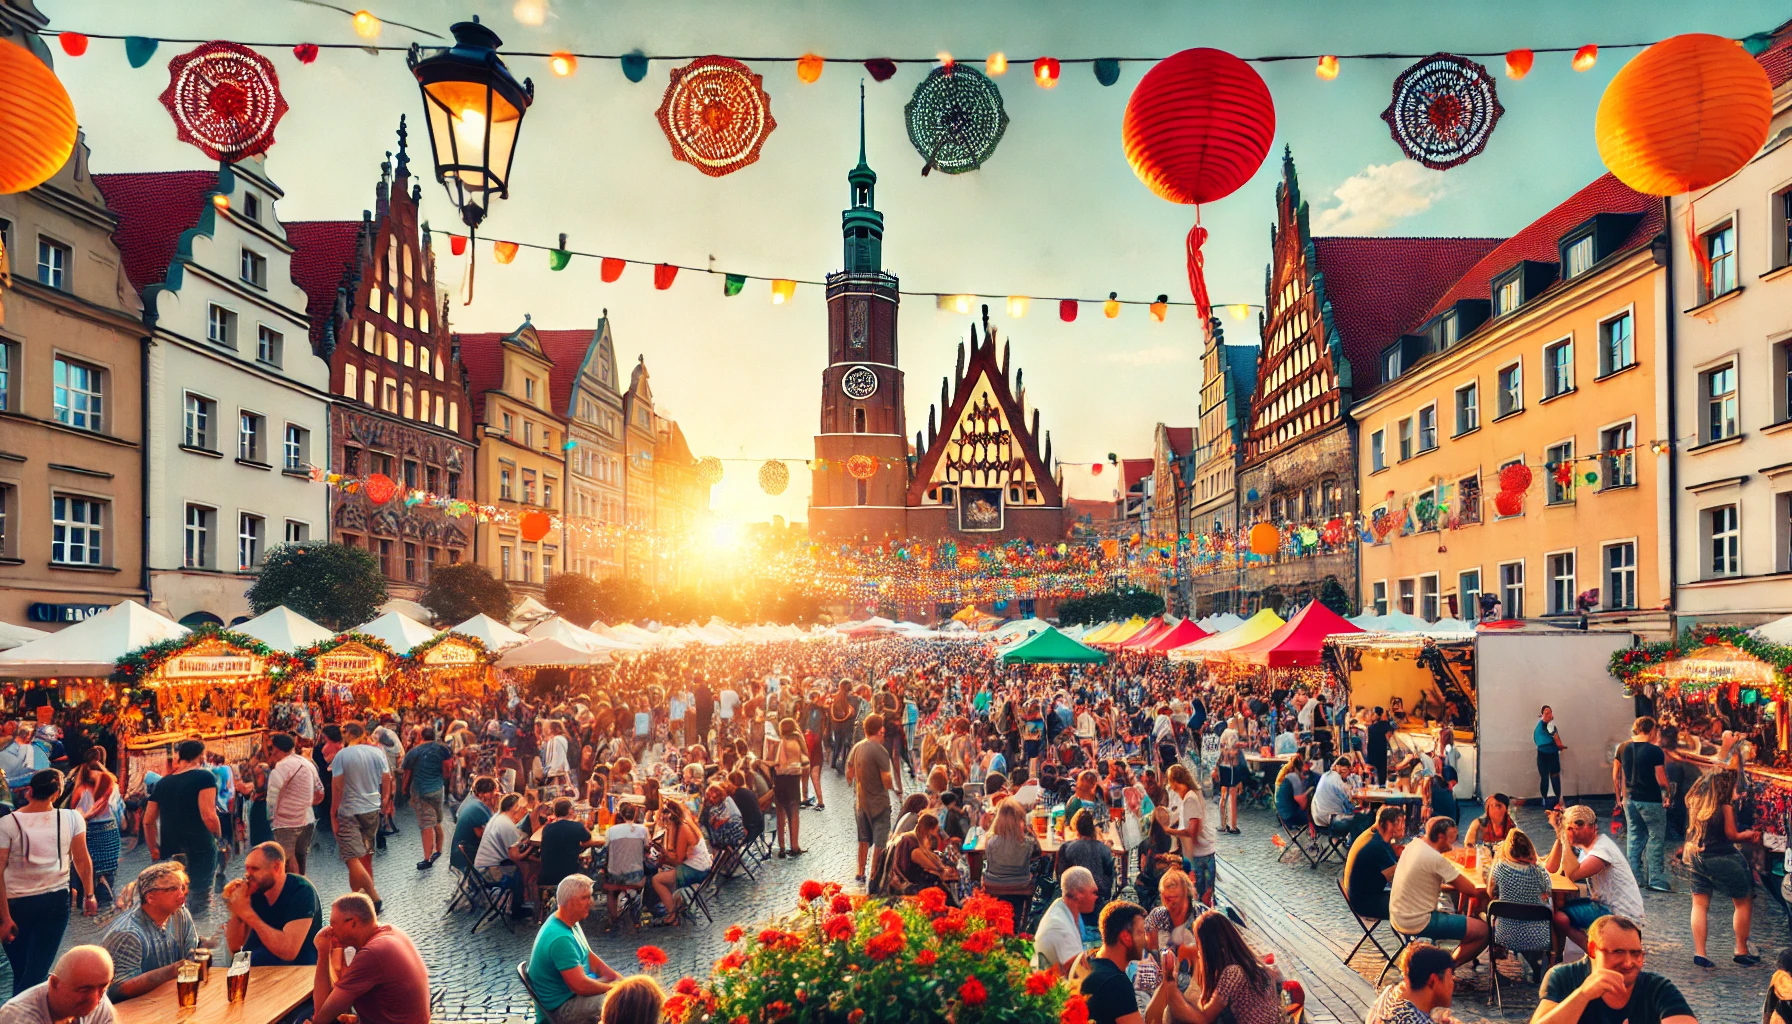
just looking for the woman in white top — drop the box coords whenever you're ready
[650,803,712,926]
[1216,718,1243,835]
[0,769,96,994]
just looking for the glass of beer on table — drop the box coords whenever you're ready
[176,962,200,1008]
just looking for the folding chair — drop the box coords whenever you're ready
[1337,877,1406,984]
[469,864,518,935]
[1277,814,1322,869]
[601,835,650,931]
[515,961,547,1020]
[1484,901,1555,1009]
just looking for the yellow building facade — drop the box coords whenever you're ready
[1355,175,1671,637]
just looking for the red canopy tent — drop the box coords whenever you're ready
[1145,618,1211,652]
[1220,601,1364,667]
[1115,617,1171,649]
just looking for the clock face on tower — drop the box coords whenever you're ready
[848,299,868,349]
[841,365,878,400]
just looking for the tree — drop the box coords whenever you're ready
[544,573,605,627]
[246,542,387,631]
[1318,575,1353,617]
[420,563,512,625]
[1055,588,1165,626]
[590,576,653,623]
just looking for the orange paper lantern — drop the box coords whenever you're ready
[796,54,824,84]
[0,40,78,196]
[846,454,878,480]
[1248,522,1279,556]
[519,510,552,542]
[362,473,397,505]
[1572,45,1598,72]
[1033,57,1059,88]
[1504,49,1533,79]
[1595,33,1773,196]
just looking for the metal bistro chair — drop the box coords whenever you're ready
[1337,877,1407,984]
[601,835,650,931]
[515,961,547,1021]
[1483,900,1556,1009]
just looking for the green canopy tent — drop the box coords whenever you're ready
[999,626,1109,665]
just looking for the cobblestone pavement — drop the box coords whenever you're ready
[21,777,1788,1022]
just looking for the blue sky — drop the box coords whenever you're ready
[42,0,1785,524]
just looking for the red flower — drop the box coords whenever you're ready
[1705,634,1719,644]
[865,930,906,960]
[823,881,843,897]
[716,952,746,973]
[724,925,743,943]
[800,879,826,903]
[915,887,948,913]
[675,977,701,997]
[823,914,855,941]
[933,910,968,935]
[1061,994,1091,1024]
[959,977,988,1006]
[758,928,787,946]
[830,894,853,915]
[848,1011,866,1024]
[636,945,668,968]
[960,927,998,955]
[1025,970,1058,995]
[879,909,906,934]
[916,949,937,966]
[768,1001,792,1019]
[663,995,692,1022]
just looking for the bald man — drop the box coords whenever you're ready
[0,944,116,1023]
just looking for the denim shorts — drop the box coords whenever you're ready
[1562,898,1611,930]
[674,864,709,888]
[1188,854,1216,900]
[1689,851,1754,900]
[1415,911,1468,940]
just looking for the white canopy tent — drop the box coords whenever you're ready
[450,613,531,652]
[495,637,610,668]
[528,617,631,653]
[0,601,188,678]
[1196,613,1245,633]
[1754,614,1792,645]
[0,622,49,652]
[508,596,555,629]
[233,607,335,653]
[351,611,439,656]
[377,598,437,625]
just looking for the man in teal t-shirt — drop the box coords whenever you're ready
[526,875,623,1024]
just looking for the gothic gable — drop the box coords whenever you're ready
[907,319,1061,509]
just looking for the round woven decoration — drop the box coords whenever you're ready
[696,456,725,486]
[846,454,879,480]
[904,65,1009,175]
[654,56,776,177]
[1380,53,1503,171]
[758,460,790,496]
[159,42,288,161]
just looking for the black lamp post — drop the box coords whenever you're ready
[408,17,533,231]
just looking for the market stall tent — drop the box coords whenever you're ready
[1196,613,1245,633]
[351,611,439,656]
[1755,614,1792,645]
[233,607,335,653]
[1077,621,1121,643]
[0,601,187,677]
[1117,617,1171,649]
[1145,618,1211,652]
[530,617,634,653]
[1221,602,1364,667]
[996,617,1052,641]
[496,636,610,668]
[508,596,555,629]
[1377,611,1431,633]
[451,613,531,652]
[377,598,437,625]
[0,622,49,651]
[1350,613,1385,630]
[1168,609,1285,661]
[999,627,1109,665]
[1101,617,1151,645]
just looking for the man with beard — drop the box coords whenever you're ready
[1533,915,1694,1024]
[223,842,322,966]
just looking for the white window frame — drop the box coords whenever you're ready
[1542,337,1574,399]
[1453,380,1479,435]
[1498,559,1525,618]
[1705,503,1741,578]
[1602,538,1638,611]
[239,247,267,289]
[52,356,103,433]
[35,235,69,291]
[183,392,216,450]
[0,339,15,413]
[1397,577,1416,616]
[184,503,215,569]
[238,410,264,463]
[284,519,309,544]
[1545,548,1577,615]
[207,303,238,347]
[1700,358,1739,443]
[1369,429,1386,472]
[1496,359,1523,418]
[1598,417,1637,490]
[1597,305,1636,377]
[237,512,265,570]
[1417,572,1440,622]
[283,424,308,472]
[1564,234,1595,279]
[1702,216,1738,301]
[1397,417,1413,461]
[1457,568,1482,622]
[1415,403,1438,453]
[256,325,282,366]
[50,493,103,566]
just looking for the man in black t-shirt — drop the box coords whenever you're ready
[224,841,321,966]
[1618,716,1672,893]
[1345,806,1406,920]
[1366,708,1395,786]
[1081,901,1150,1024]
[145,739,221,904]
[1535,914,1695,1024]
[537,798,599,891]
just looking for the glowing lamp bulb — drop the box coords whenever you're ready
[1006,296,1028,318]
[212,194,230,211]
[549,52,577,77]
[352,10,381,38]
[770,279,797,305]
[796,53,824,83]
[1103,292,1120,319]
[937,51,954,69]
[1149,295,1168,322]
[1034,57,1060,88]
[986,52,1007,76]
[954,295,972,314]
[1505,49,1533,79]
[452,108,487,156]
[1572,44,1598,71]
[1315,55,1339,80]
[512,0,547,25]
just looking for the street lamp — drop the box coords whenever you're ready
[408,17,533,231]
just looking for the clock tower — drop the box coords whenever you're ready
[811,86,909,540]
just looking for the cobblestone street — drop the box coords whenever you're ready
[20,780,1790,1023]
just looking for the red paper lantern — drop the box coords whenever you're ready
[1498,463,1533,493]
[1494,491,1525,517]
[363,473,397,505]
[1595,33,1773,196]
[519,510,552,542]
[1059,298,1078,322]
[0,39,79,196]
[293,43,319,64]
[1090,463,1102,476]
[1248,523,1280,556]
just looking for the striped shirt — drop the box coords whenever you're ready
[101,907,196,982]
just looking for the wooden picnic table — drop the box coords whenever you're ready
[114,965,312,1024]
[963,823,1130,890]
[1444,846,1578,895]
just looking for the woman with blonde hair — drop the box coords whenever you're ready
[769,717,808,857]
[1685,768,1761,968]
[981,798,1039,926]
[1487,828,1552,976]
[1145,868,1201,993]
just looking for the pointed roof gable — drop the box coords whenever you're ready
[92,170,218,293]
[1122,459,1153,488]
[457,320,552,422]
[535,327,603,418]
[627,355,654,403]
[286,219,362,351]
[656,419,696,465]
[1163,427,1194,456]
[907,317,1061,506]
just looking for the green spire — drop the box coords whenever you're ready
[843,80,883,274]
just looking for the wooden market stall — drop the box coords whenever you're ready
[115,632,287,792]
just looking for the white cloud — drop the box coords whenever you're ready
[1312,161,1450,235]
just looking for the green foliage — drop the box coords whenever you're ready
[114,626,299,684]
[420,563,513,625]
[245,542,386,631]
[1055,588,1165,626]
[1608,626,1792,694]
[1318,575,1353,617]
[591,576,655,623]
[545,573,606,626]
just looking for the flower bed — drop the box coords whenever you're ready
[668,881,1083,1024]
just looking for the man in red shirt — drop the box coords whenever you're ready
[311,893,429,1024]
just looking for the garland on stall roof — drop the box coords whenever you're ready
[1607,626,1792,696]
[292,631,399,668]
[112,626,302,685]
[399,631,489,666]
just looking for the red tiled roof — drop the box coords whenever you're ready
[1418,173,1662,323]
[92,171,218,293]
[1163,427,1194,456]
[1122,458,1153,488]
[1312,236,1503,400]
[1762,23,1792,87]
[455,331,510,423]
[534,328,599,419]
[286,219,362,353]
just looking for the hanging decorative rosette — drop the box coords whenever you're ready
[904,64,1010,175]
[758,459,789,496]
[1499,462,1533,493]
[362,473,397,505]
[159,42,289,161]
[1380,53,1503,170]
[845,454,878,480]
[654,56,777,177]
[696,456,725,486]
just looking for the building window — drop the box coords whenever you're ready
[523,420,533,448]
[238,513,264,570]
[1458,569,1482,622]
[1703,221,1737,300]
[207,304,237,347]
[1563,234,1595,279]
[0,486,8,557]
[257,326,282,366]
[1418,574,1440,622]
[1780,340,1792,424]
[1543,339,1573,398]
[853,408,867,433]
[502,412,513,437]
[402,340,414,368]
[284,425,308,472]
[1499,560,1525,618]
[342,446,361,476]
[524,377,535,402]
[1494,275,1522,315]
[1437,313,1459,349]
[238,411,264,463]
[1706,504,1740,577]
[1397,578,1416,616]
[543,478,554,507]
[1703,363,1738,442]
[183,393,216,449]
[1454,383,1478,435]
[542,550,554,583]
[242,191,260,221]
[1604,541,1636,610]
[36,237,69,290]
[856,479,868,506]
[1600,422,1635,489]
[52,357,103,432]
[1369,429,1385,472]
[403,459,419,490]
[184,504,215,568]
[522,549,535,583]
[1397,417,1413,461]
[381,377,397,413]
[522,468,537,505]
[500,545,512,580]
[1546,441,1575,504]
[1371,581,1388,617]
[1497,361,1522,417]
[378,539,393,578]
[426,465,439,493]
[1382,349,1400,383]
[447,471,460,499]
[448,402,458,432]
[240,248,266,289]
[499,464,514,501]
[284,520,308,543]
[1779,188,1792,270]
[1457,474,1482,526]
[1598,312,1633,376]
[1416,405,1437,453]
[403,542,417,582]
[1547,551,1576,615]
[0,341,13,411]
[425,546,437,579]
[50,495,103,566]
